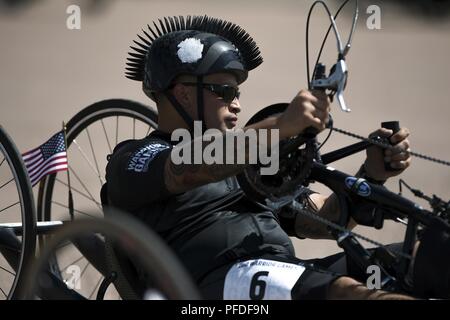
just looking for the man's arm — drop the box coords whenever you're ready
[294,193,341,240]
[293,167,369,240]
[164,116,279,194]
[293,167,389,240]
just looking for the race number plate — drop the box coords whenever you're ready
[223,259,306,300]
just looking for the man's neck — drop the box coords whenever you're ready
[157,114,190,134]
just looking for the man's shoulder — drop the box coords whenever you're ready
[108,136,171,174]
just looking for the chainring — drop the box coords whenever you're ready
[236,103,318,203]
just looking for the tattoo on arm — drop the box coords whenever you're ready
[163,132,250,194]
[163,117,280,194]
[164,158,246,194]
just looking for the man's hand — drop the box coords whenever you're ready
[277,90,331,140]
[364,127,411,181]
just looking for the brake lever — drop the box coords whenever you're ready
[311,59,350,112]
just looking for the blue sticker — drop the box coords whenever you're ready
[127,143,170,173]
[345,177,371,197]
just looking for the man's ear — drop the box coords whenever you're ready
[171,83,192,107]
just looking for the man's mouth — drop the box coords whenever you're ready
[226,116,238,127]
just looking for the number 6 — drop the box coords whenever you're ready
[249,271,269,300]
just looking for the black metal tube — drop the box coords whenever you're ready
[321,140,372,164]
[0,227,20,272]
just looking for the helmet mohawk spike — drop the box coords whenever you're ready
[129,46,146,55]
[136,34,151,47]
[158,19,167,35]
[186,15,192,29]
[133,40,148,51]
[174,16,181,30]
[152,21,163,37]
[141,29,154,43]
[170,16,177,31]
[165,17,174,33]
[128,52,144,59]
[147,24,159,40]
[126,57,142,64]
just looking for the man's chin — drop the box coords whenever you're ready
[225,125,239,132]
[225,121,238,130]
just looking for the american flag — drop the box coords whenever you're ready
[22,131,68,187]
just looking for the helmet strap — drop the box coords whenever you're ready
[196,75,207,133]
[164,92,194,133]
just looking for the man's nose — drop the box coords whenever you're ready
[229,100,241,114]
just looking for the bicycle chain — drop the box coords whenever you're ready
[332,127,450,167]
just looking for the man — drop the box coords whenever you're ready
[105,15,413,299]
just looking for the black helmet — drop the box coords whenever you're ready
[125,15,263,131]
[145,30,251,96]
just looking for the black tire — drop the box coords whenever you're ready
[0,125,36,299]
[22,210,201,300]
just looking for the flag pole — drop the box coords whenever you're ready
[63,122,74,220]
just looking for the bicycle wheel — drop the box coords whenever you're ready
[36,99,158,299]
[22,209,201,300]
[0,125,36,299]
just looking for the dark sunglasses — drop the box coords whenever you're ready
[180,82,240,103]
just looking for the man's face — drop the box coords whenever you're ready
[181,72,242,131]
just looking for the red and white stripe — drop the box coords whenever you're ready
[23,150,68,187]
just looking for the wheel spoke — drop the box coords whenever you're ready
[71,139,103,184]
[0,157,5,168]
[56,178,99,204]
[101,119,112,154]
[52,201,99,219]
[85,128,104,186]
[0,177,14,190]
[79,260,90,279]
[68,165,102,210]
[88,275,104,299]
[0,201,19,214]
[0,286,7,298]
[0,265,15,276]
